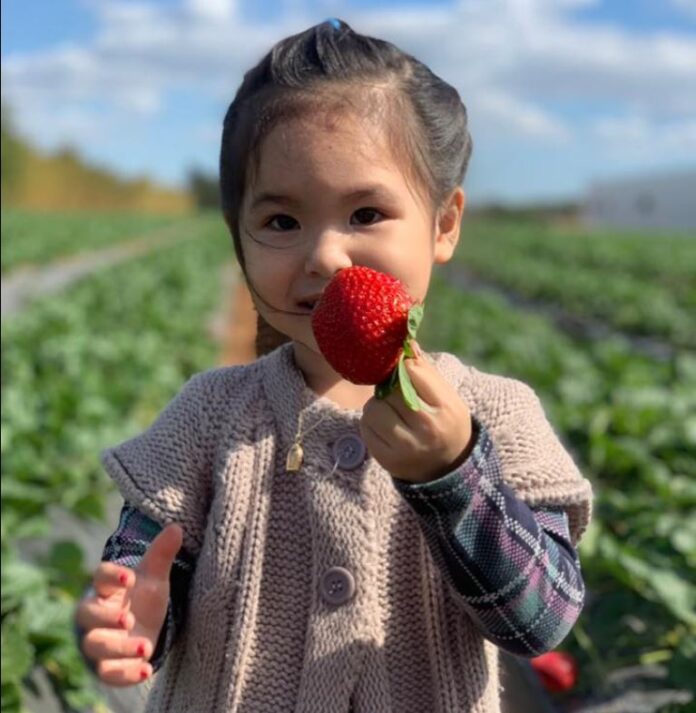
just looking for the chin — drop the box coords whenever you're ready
[292,334,321,356]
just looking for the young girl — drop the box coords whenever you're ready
[75,19,593,713]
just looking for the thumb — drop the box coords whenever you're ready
[136,523,184,581]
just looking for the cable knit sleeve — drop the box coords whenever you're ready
[432,353,594,546]
[100,373,215,556]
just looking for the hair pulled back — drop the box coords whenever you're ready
[219,19,473,355]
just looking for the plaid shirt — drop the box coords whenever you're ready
[97,419,584,671]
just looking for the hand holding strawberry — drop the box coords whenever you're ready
[359,340,474,483]
[311,266,475,483]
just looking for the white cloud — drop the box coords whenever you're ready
[593,115,696,155]
[184,0,237,21]
[473,91,571,141]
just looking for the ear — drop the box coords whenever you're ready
[433,187,466,264]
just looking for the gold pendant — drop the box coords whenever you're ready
[286,443,304,472]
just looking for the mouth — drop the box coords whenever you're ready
[297,294,322,313]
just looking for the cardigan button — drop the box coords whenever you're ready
[331,434,367,470]
[320,567,356,606]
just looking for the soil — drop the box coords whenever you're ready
[220,278,258,365]
[440,263,679,362]
[1,223,197,318]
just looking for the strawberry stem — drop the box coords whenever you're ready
[374,303,427,410]
[397,353,420,410]
[407,304,424,339]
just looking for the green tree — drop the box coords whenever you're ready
[187,167,219,211]
[1,103,30,201]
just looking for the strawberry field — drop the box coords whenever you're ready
[2,211,695,712]
[421,218,696,712]
[1,210,183,273]
[1,212,231,711]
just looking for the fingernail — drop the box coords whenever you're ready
[119,573,128,586]
[118,612,129,629]
[412,340,423,358]
[140,667,150,681]
[137,643,146,657]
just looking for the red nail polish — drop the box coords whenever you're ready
[119,573,128,586]
[137,643,146,657]
[140,668,149,680]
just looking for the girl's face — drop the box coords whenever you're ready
[239,111,463,364]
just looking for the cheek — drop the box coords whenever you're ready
[243,245,296,297]
[376,244,433,301]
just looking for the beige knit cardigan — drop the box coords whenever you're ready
[101,342,593,713]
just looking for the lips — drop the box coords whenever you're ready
[297,293,323,312]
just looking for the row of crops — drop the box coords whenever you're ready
[453,218,695,349]
[422,216,696,710]
[2,210,694,711]
[1,213,232,711]
[1,209,183,273]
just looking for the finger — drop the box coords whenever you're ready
[359,419,394,461]
[403,341,447,407]
[364,394,408,430]
[96,658,153,687]
[381,383,426,427]
[82,628,153,663]
[136,523,183,581]
[75,598,135,632]
[363,396,416,445]
[93,562,135,599]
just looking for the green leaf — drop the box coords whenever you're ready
[1,559,47,614]
[578,519,601,559]
[46,541,84,575]
[397,354,421,411]
[1,615,34,682]
[669,636,696,690]
[407,304,424,339]
[375,366,399,400]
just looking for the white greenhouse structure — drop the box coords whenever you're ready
[583,169,696,232]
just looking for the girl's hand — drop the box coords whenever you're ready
[359,342,474,483]
[75,523,183,686]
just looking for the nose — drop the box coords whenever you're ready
[303,228,352,278]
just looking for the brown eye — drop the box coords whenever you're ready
[352,208,383,226]
[267,214,299,230]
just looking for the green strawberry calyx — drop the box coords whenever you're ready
[375,304,434,412]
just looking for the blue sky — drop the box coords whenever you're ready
[2,0,696,205]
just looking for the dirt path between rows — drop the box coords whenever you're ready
[2,220,200,318]
[440,263,680,361]
[211,269,257,366]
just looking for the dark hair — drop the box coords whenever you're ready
[220,18,473,356]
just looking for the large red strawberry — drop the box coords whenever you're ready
[311,266,425,410]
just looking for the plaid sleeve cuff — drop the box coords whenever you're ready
[391,414,492,511]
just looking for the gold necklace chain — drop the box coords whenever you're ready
[285,407,330,472]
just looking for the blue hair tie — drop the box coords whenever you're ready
[326,18,341,30]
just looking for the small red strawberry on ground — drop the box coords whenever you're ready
[530,651,579,693]
[311,266,426,410]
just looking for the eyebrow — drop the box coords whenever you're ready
[250,185,396,211]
